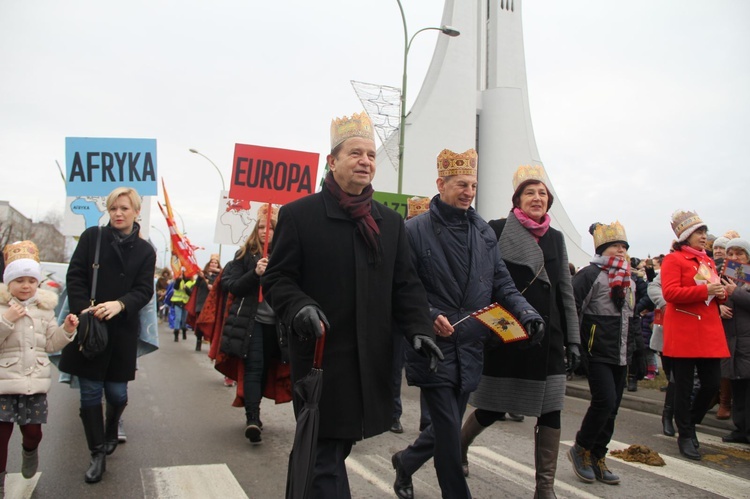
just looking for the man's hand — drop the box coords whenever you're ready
[292,305,329,340]
[525,319,545,348]
[433,315,454,337]
[413,335,444,373]
[566,343,582,374]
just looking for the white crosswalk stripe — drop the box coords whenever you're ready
[4,472,41,499]
[654,431,750,454]
[141,464,248,499]
[562,439,750,499]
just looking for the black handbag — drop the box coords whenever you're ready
[77,227,109,359]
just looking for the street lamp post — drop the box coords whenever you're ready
[150,225,169,269]
[189,148,226,260]
[396,0,460,194]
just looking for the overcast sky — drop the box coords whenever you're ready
[1,0,748,266]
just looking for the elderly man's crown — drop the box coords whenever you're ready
[330,112,374,149]
[436,149,478,177]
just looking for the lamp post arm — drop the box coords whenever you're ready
[189,149,226,191]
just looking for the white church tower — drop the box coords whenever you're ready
[372,0,589,266]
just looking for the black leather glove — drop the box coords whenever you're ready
[566,343,582,375]
[523,319,545,348]
[292,305,329,340]
[413,335,444,373]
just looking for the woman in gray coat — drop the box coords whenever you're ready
[720,238,750,444]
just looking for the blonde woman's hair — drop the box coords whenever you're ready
[236,217,276,260]
[106,187,142,213]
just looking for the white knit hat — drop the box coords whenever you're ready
[726,238,750,259]
[713,236,730,250]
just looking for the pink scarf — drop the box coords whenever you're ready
[513,207,551,242]
[683,245,708,260]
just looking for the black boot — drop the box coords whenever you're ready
[460,410,487,477]
[245,410,262,444]
[627,375,638,392]
[195,334,202,351]
[174,329,179,342]
[80,406,107,483]
[104,403,127,455]
[662,381,676,436]
[182,328,187,340]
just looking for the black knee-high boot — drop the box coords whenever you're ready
[182,328,187,340]
[174,329,179,342]
[104,403,127,455]
[80,406,106,483]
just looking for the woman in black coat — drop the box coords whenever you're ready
[59,188,155,484]
[220,205,280,444]
[460,166,580,498]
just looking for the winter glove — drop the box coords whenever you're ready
[413,335,444,373]
[292,305,330,340]
[520,319,545,349]
[566,343,582,375]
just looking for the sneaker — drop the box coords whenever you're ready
[117,419,127,443]
[592,457,620,484]
[245,422,262,444]
[507,413,525,422]
[567,443,595,483]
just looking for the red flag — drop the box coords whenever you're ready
[158,179,201,278]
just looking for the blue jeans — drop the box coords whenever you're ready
[172,304,187,330]
[78,377,128,408]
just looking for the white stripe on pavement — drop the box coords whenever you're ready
[469,446,602,499]
[4,472,41,499]
[562,440,750,499]
[655,431,750,453]
[141,464,248,499]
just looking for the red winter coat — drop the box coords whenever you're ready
[661,248,730,358]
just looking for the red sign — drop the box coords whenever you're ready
[229,143,319,205]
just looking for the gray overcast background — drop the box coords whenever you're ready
[1,0,748,266]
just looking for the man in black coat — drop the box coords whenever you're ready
[262,111,442,499]
[391,149,545,499]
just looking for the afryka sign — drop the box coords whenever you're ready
[229,143,319,205]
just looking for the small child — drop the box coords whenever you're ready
[0,241,77,493]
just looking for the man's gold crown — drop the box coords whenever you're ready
[407,197,431,219]
[330,112,374,149]
[436,148,478,177]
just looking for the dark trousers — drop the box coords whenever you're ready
[575,362,627,459]
[309,438,353,499]
[400,387,471,499]
[670,357,720,438]
[243,322,265,421]
[729,378,750,440]
[391,333,406,420]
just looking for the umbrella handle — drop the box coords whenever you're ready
[313,332,326,369]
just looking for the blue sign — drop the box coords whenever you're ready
[65,137,158,196]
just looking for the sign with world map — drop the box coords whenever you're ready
[214,190,278,246]
[63,195,151,238]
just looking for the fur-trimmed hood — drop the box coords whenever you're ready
[0,283,59,310]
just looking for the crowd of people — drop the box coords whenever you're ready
[0,112,746,499]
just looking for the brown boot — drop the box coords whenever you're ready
[717,378,732,420]
[534,426,560,498]
[460,410,488,477]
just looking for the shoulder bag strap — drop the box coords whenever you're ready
[90,226,103,307]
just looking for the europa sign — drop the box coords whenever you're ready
[229,143,319,205]
[65,137,157,196]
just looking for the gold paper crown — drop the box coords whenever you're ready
[2,240,40,265]
[512,165,548,190]
[670,210,704,241]
[724,230,741,239]
[209,253,220,262]
[593,221,628,251]
[257,203,279,222]
[407,197,431,219]
[330,112,374,149]
[436,148,478,177]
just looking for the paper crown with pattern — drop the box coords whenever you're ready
[2,240,42,284]
[671,210,705,242]
[436,148,478,177]
[593,221,629,251]
[512,165,548,190]
[209,253,220,262]
[407,197,431,219]
[330,112,374,149]
[257,203,279,223]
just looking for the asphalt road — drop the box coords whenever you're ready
[4,322,749,498]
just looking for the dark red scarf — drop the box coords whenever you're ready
[324,172,382,265]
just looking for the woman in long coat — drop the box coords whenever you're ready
[59,187,156,484]
[460,166,579,498]
[661,210,729,460]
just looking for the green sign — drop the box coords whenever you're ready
[374,191,426,219]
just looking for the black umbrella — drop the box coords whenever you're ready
[286,332,326,499]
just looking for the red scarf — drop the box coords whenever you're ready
[513,207,551,242]
[591,254,631,290]
[324,172,382,265]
